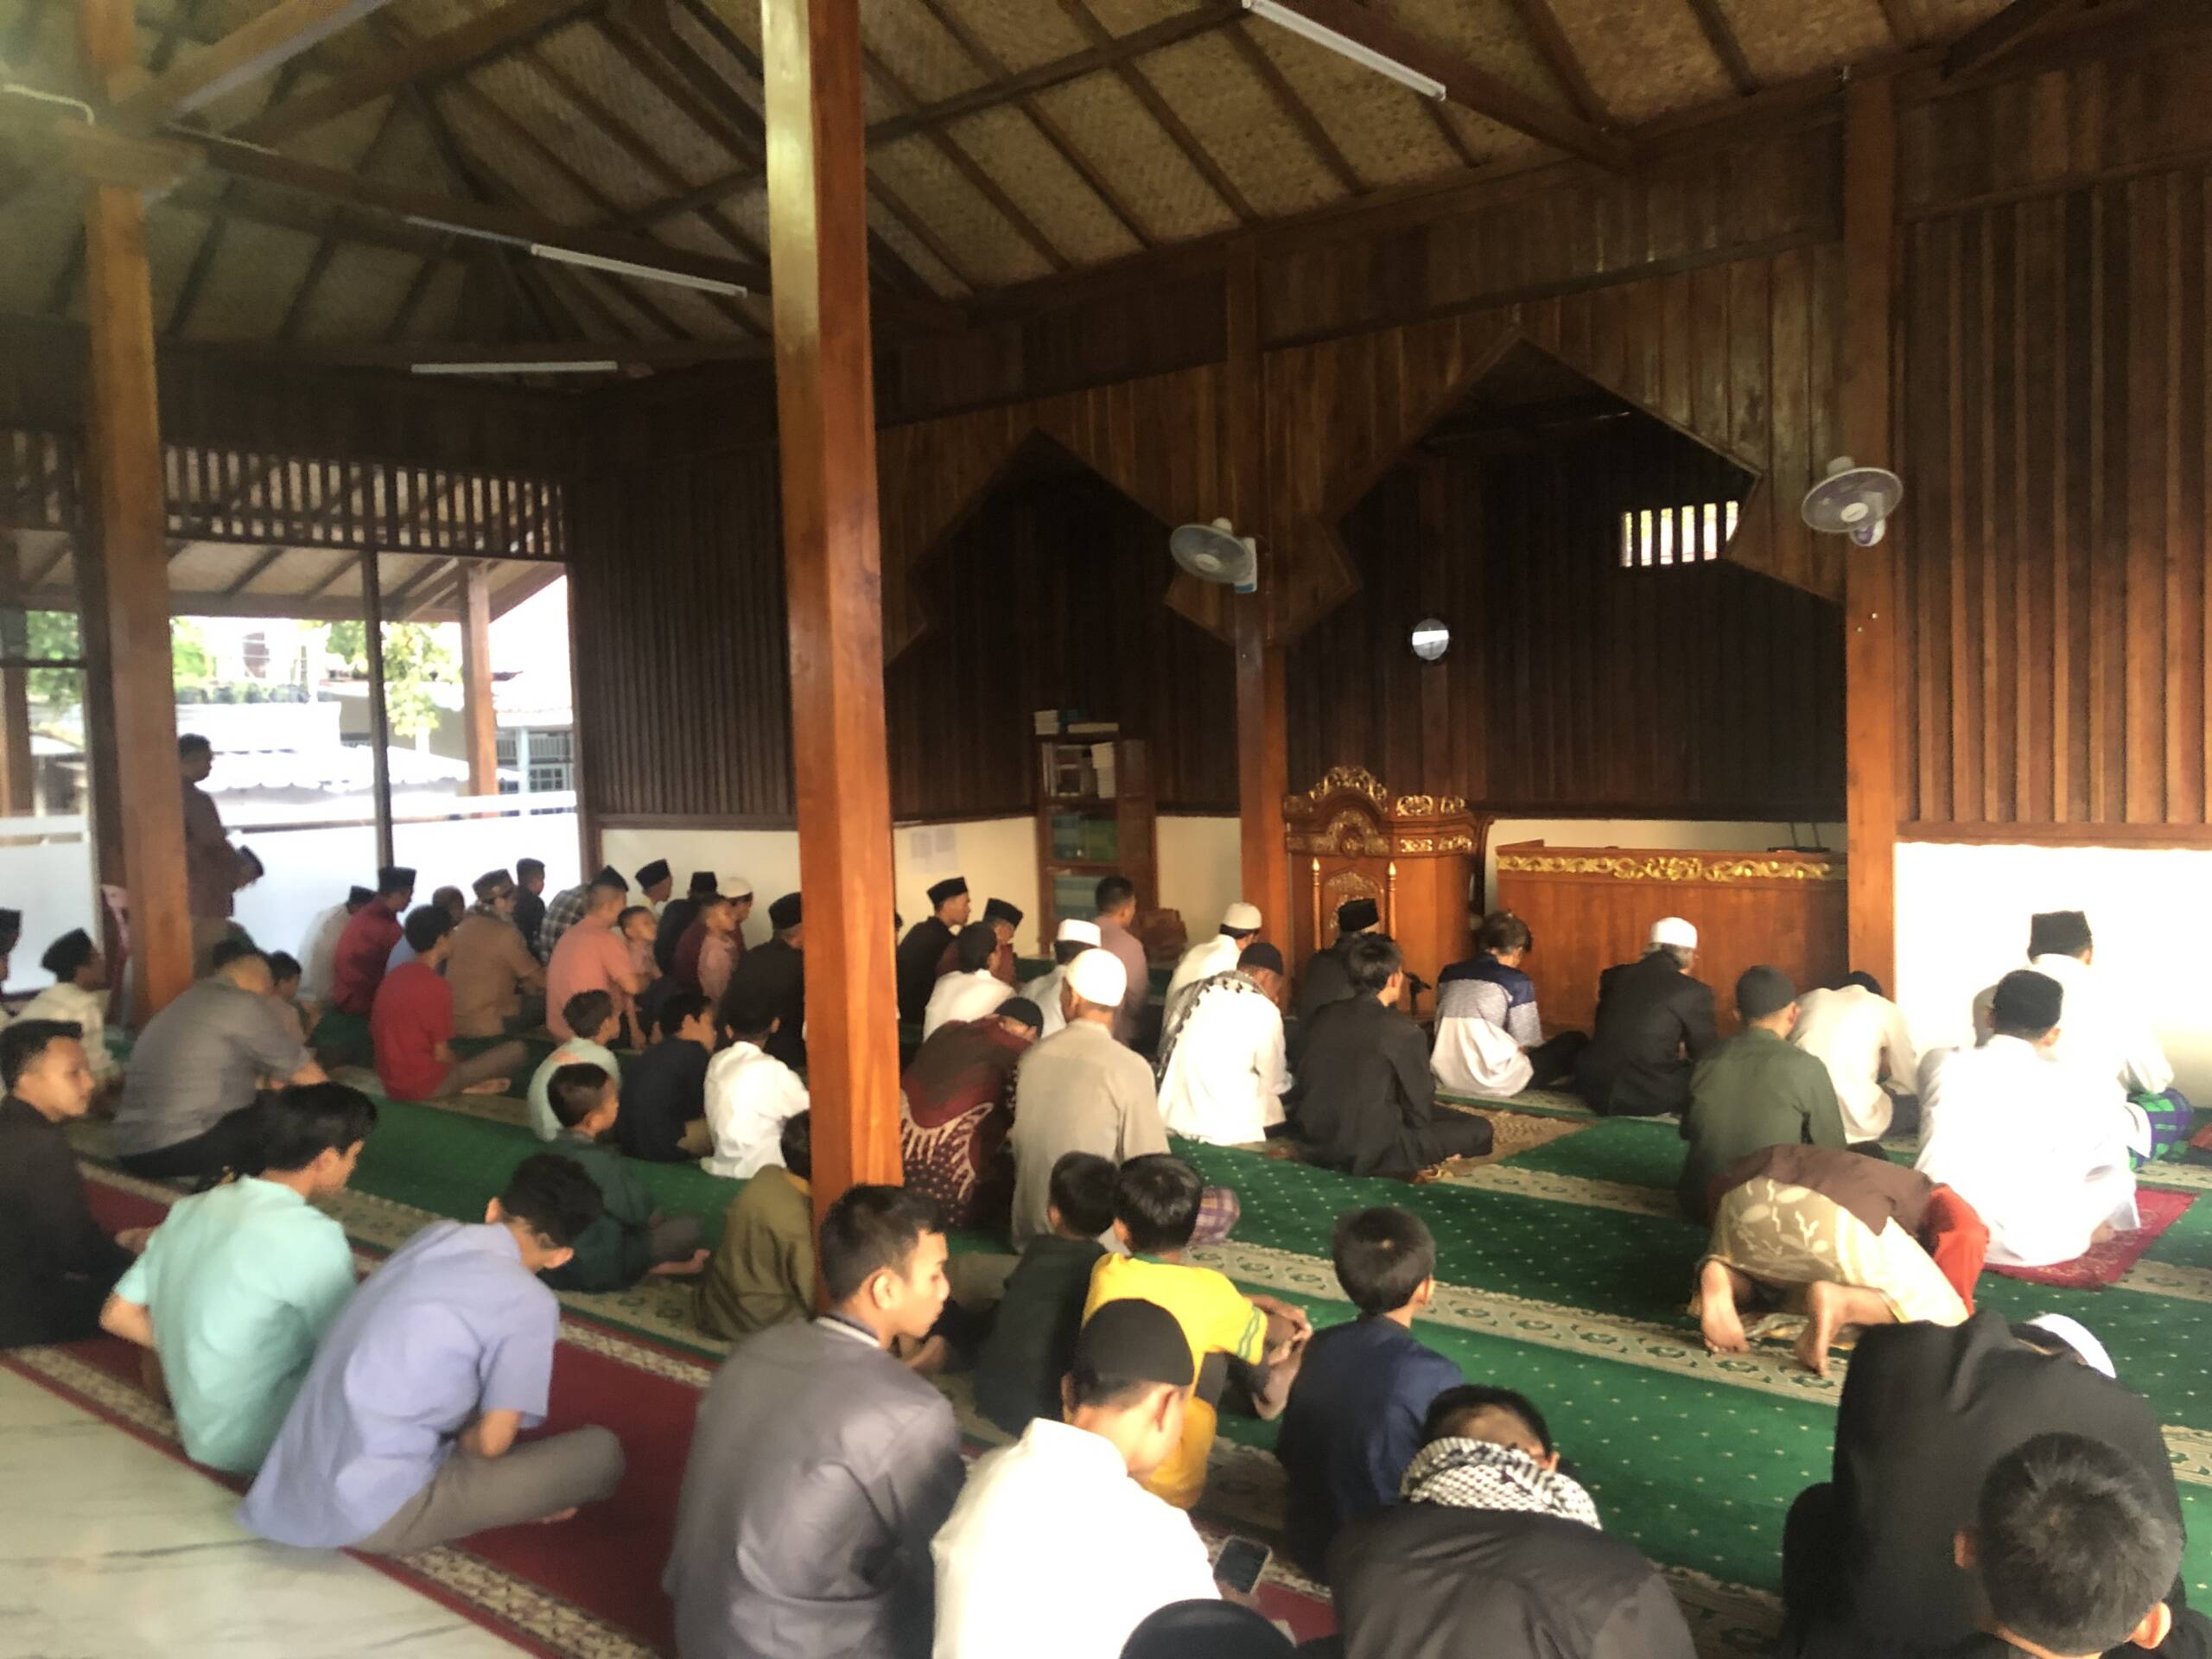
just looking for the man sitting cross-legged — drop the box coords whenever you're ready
[1274,1205,1464,1577]
[1675,966,1847,1224]
[1947,1433,2212,1659]
[539,1063,708,1294]
[1917,968,2141,1268]
[933,1298,1228,1659]
[701,986,810,1181]
[1154,942,1293,1148]
[1694,1141,1969,1378]
[696,1110,817,1341]
[371,906,528,1103]
[100,1083,375,1473]
[1292,932,1493,1178]
[1327,1385,1695,1659]
[666,1185,963,1659]
[447,868,547,1039]
[0,1019,151,1348]
[1431,910,1587,1101]
[1082,1154,1312,1511]
[239,1154,625,1554]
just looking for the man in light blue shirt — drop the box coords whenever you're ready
[238,1154,624,1554]
[100,1084,376,1474]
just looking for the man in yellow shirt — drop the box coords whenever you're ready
[1083,1154,1311,1509]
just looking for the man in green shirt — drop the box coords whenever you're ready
[1677,966,1847,1221]
[100,1083,376,1474]
[539,1064,707,1293]
[696,1110,818,1341]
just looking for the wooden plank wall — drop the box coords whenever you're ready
[1898,162,2211,830]
[1288,422,1844,818]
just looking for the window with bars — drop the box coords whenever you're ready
[1619,499,1741,569]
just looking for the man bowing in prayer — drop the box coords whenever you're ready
[898,878,969,1024]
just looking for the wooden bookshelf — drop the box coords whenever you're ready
[1035,732,1156,948]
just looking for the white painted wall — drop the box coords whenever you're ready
[1485,818,1843,905]
[1894,839,2212,1101]
[892,818,1039,951]
[602,826,804,950]
[1159,815,1243,938]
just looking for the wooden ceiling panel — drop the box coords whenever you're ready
[1708,0,1897,80]
[181,219,324,340]
[864,195,974,298]
[397,258,471,339]
[137,204,221,332]
[1543,0,1738,120]
[463,35,677,210]
[1079,0,1205,37]
[0,188,81,318]
[1392,0,1585,111]
[928,0,1096,72]
[531,20,735,185]
[943,103,1146,265]
[1910,0,2013,37]
[862,0,991,105]
[1236,15,1461,189]
[1134,29,1344,219]
[868,133,1059,287]
[432,72,607,221]
[1027,67,1242,243]
[286,241,426,340]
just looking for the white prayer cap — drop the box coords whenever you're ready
[1222,902,1263,932]
[728,875,754,899]
[2023,1313,2117,1379]
[1648,916,1699,950]
[1065,947,1128,1007]
[1057,918,1102,947]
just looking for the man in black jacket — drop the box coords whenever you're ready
[1572,916,1719,1116]
[1291,933,1491,1178]
[1783,1308,2195,1659]
[0,1020,149,1347]
[1327,1385,1694,1659]
[720,893,806,1071]
[896,876,969,1025]
[1294,898,1382,1030]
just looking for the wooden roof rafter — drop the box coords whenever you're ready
[1944,0,2089,76]
[276,95,412,341]
[1222,16,1367,197]
[166,61,311,340]
[105,0,400,127]
[1502,0,1611,125]
[1681,0,1758,93]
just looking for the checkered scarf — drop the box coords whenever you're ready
[1399,1438,1602,1530]
[1153,969,1271,1083]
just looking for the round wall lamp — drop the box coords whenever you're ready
[1410,617,1451,663]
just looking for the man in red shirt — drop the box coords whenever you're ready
[330,867,415,1017]
[371,907,528,1102]
[546,872,647,1045]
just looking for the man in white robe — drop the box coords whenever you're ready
[1789,970,1919,1142]
[1972,910,2174,1100]
[1916,968,2139,1268]
[925,925,1021,1039]
[1161,903,1262,1027]
[1154,943,1292,1146]
[1018,918,1097,1042]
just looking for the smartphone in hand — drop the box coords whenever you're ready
[1212,1535,1271,1599]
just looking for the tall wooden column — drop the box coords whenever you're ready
[761,0,901,1224]
[1227,245,1291,939]
[1841,75,1900,990]
[459,561,499,798]
[78,0,193,1014]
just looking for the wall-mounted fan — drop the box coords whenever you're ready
[1169,518,1258,594]
[1801,456,1904,547]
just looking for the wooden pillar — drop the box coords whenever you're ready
[359,554,396,870]
[459,560,499,798]
[1227,244,1291,940]
[0,607,35,817]
[77,0,193,1014]
[1841,75,1899,990]
[761,0,901,1225]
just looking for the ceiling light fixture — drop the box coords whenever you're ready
[1241,0,1446,100]
[397,215,747,297]
[411,360,622,376]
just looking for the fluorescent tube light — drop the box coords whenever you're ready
[526,243,747,298]
[1242,0,1446,100]
[412,360,621,376]
[400,213,533,251]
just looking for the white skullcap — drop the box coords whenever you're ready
[728,875,754,899]
[1222,902,1263,932]
[1648,916,1699,950]
[2023,1313,2116,1379]
[1057,918,1102,947]
[1065,947,1128,1007]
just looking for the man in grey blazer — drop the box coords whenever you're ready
[665,1184,963,1658]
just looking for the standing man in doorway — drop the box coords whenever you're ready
[1094,876,1152,1050]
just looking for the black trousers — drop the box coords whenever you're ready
[1526,1030,1588,1090]
[115,1103,264,1185]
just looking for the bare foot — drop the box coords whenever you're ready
[648,1249,713,1278]
[2090,1222,2117,1246]
[463,1077,511,1096]
[536,1507,578,1525]
[1795,1281,1849,1377]
[1699,1259,1750,1354]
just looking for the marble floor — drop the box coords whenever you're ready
[0,1367,531,1659]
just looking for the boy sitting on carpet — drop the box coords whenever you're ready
[100,1083,374,1474]
[696,1110,817,1340]
[617,990,716,1162]
[1082,1154,1312,1510]
[240,1154,626,1554]
[973,1149,1116,1435]
[1274,1205,1464,1576]
[541,1063,708,1294]
[528,989,622,1141]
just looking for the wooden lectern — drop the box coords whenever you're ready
[1283,766,1490,1001]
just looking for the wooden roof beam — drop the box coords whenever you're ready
[1682,0,1758,94]
[1503,0,1610,125]
[1943,0,2088,77]
[1243,0,1630,170]
[107,0,399,128]
[229,0,601,146]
